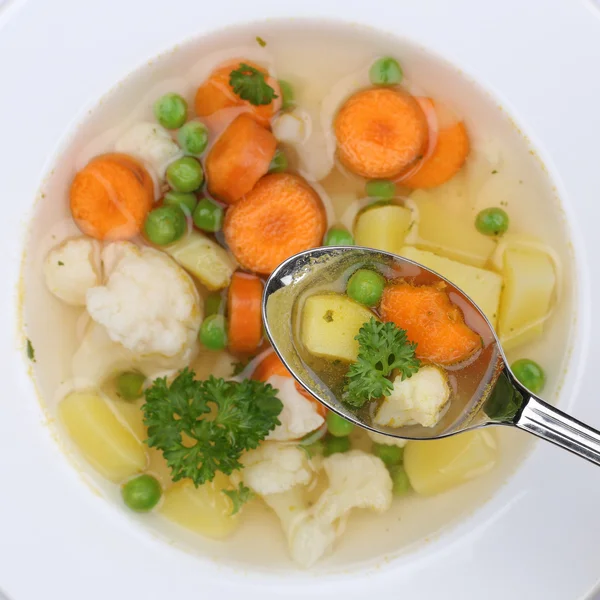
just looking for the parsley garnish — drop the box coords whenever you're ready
[142,369,283,486]
[232,357,253,376]
[222,482,254,515]
[57,261,64,266]
[256,36,267,47]
[229,63,278,106]
[26,339,35,362]
[344,318,420,408]
[484,372,524,421]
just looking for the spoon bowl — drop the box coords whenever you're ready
[263,246,600,465]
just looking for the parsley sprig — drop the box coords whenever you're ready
[223,482,255,515]
[229,63,278,106]
[142,369,283,486]
[344,318,420,408]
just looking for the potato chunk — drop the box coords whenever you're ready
[301,293,376,362]
[404,430,497,495]
[498,248,555,350]
[411,193,496,267]
[353,205,412,254]
[160,473,239,539]
[59,391,147,482]
[165,231,236,291]
[399,246,502,326]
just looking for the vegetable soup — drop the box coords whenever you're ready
[22,21,575,571]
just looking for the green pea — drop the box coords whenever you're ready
[199,314,228,350]
[279,80,294,110]
[268,149,288,174]
[144,206,187,246]
[369,57,403,86]
[122,474,162,512]
[365,179,396,199]
[153,93,188,129]
[326,412,355,437]
[324,227,354,246]
[475,207,510,236]
[115,371,146,401]
[389,465,411,496]
[511,359,546,394]
[166,157,204,192]
[346,269,386,307]
[178,121,209,155]
[193,198,224,232]
[323,435,351,456]
[205,292,225,317]
[372,443,404,466]
[163,191,198,215]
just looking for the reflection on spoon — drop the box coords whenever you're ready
[262,246,600,466]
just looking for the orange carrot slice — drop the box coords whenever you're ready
[252,351,327,418]
[334,88,428,179]
[70,153,154,241]
[223,173,326,275]
[205,114,277,205]
[195,60,282,129]
[380,282,482,365]
[227,272,263,354]
[401,100,470,188]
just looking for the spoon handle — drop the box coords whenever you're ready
[515,396,600,465]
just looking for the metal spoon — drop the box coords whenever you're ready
[262,245,600,466]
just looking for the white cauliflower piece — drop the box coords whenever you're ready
[265,375,325,441]
[272,112,308,144]
[263,450,392,568]
[367,430,408,448]
[374,366,451,428]
[43,238,100,306]
[86,242,201,357]
[241,442,313,495]
[115,121,183,179]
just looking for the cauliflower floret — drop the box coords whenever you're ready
[367,430,408,448]
[241,442,314,495]
[374,366,450,428]
[43,238,100,306]
[262,450,392,568]
[265,375,325,441]
[115,121,183,179]
[86,242,201,357]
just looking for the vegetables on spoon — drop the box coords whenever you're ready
[142,368,283,486]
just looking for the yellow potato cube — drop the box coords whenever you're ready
[404,430,497,496]
[498,248,556,350]
[354,205,412,254]
[411,194,496,267]
[59,391,147,483]
[165,231,236,291]
[399,246,502,326]
[111,399,147,443]
[301,293,377,362]
[160,473,239,539]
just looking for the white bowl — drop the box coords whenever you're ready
[1,0,600,598]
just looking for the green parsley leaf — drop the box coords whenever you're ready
[484,371,524,421]
[26,339,35,362]
[142,369,283,487]
[232,357,254,376]
[256,36,267,47]
[344,318,420,408]
[229,63,278,106]
[57,261,64,266]
[222,482,254,515]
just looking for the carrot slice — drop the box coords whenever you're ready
[195,60,282,128]
[227,272,263,354]
[223,173,326,275]
[401,100,470,188]
[205,114,277,204]
[70,153,154,240]
[334,88,428,179]
[252,351,327,418]
[380,282,482,365]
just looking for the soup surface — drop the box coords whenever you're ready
[22,21,575,572]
